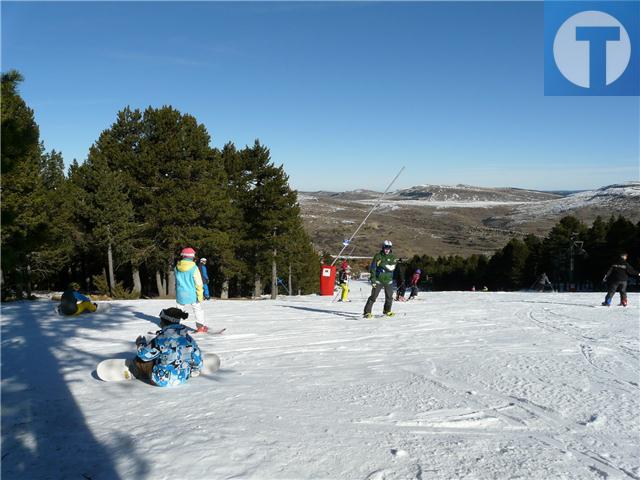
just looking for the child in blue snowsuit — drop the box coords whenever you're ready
[132,308,203,387]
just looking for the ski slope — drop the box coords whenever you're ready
[2,288,639,480]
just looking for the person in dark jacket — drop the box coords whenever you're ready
[337,262,351,302]
[533,273,553,292]
[364,240,397,318]
[58,282,97,316]
[199,258,210,300]
[395,258,407,301]
[602,253,640,306]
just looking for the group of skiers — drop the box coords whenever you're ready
[526,253,639,306]
[335,240,423,318]
[58,245,638,387]
[337,241,639,317]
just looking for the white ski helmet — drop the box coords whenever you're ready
[382,240,393,249]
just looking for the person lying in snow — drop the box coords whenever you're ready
[130,308,203,387]
[58,282,97,316]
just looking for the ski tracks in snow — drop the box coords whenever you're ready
[354,295,639,479]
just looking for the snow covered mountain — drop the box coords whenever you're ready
[389,184,560,203]
[299,182,640,258]
[510,182,640,222]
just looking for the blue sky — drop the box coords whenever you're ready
[2,1,638,191]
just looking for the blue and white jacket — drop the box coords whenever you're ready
[136,324,203,387]
[175,259,204,305]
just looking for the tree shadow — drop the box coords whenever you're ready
[279,304,360,319]
[1,300,150,480]
[502,299,598,308]
[133,311,161,327]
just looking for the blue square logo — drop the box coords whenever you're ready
[544,1,639,96]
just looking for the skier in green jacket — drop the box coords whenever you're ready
[364,240,397,318]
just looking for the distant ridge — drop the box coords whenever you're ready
[298,182,640,258]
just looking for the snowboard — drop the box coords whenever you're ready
[94,302,112,313]
[96,354,221,382]
[96,358,135,381]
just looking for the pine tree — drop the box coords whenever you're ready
[86,105,236,296]
[235,140,318,297]
[539,216,587,285]
[1,71,50,297]
[73,153,137,296]
[28,149,77,290]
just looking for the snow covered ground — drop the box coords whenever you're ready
[2,286,639,480]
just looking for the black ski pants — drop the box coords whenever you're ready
[364,282,394,315]
[604,281,627,304]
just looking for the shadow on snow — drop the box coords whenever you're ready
[1,300,151,480]
[279,304,361,319]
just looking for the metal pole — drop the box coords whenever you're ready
[569,232,576,290]
[331,166,405,266]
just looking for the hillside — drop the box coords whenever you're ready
[299,182,640,259]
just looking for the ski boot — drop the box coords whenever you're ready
[619,298,628,307]
[384,311,395,317]
[363,313,373,319]
[601,300,611,307]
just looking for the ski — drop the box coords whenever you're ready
[358,312,407,319]
[146,327,226,336]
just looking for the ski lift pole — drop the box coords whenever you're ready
[331,288,342,303]
[331,166,405,266]
[277,278,290,295]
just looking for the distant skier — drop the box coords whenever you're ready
[337,262,351,302]
[363,240,397,318]
[533,273,553,292]
[395,258,407,301]
[341,259,349,272]
[601,253,639,307]
[199,257,210,300]
[131,308,203,387]
[175,247,208,333]
[408,269,421,300]
[58,282,97,316]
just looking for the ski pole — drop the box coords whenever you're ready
[277,278,290,295]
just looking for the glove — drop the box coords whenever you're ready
[135,335,146,346]
[602,277,607,283]
[371,278,379,286]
